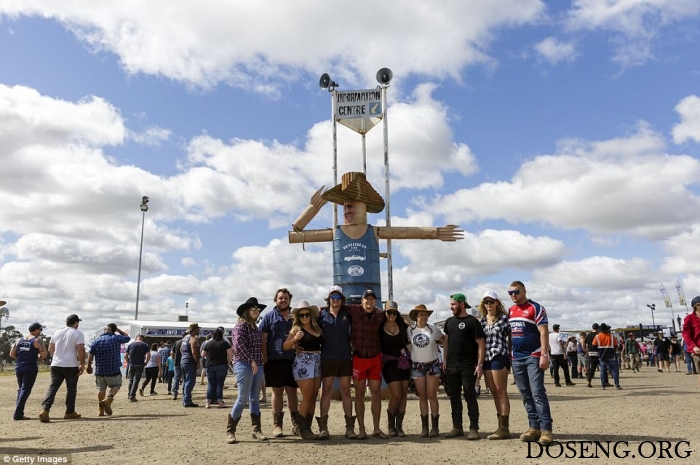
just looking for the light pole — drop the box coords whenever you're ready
[135,196,149,320]
[647,303,656,328]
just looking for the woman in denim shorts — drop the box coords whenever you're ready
[478,291,512,440]
[407,304,444,438]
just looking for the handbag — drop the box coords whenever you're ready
[398,348,412,371]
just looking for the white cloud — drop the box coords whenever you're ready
[0,1,546,90]
[129,125,171,146]
[566,0,700,68]
[534,37,576,64]
[672,95,700,144]
[433,122,700,238]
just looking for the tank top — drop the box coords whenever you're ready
[299,329,323,352]
[180,335,194,365]
[15,337,39,372]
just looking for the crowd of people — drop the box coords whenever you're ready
[8,288,700,447]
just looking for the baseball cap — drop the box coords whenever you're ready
[66,314,82,325]
[384,301,398,311]
[28,322,44,332]
[328,285,344,297]
[362,289,377,299]
[450,293,472,309]
[691,295,700,308]
[482,291,499,301]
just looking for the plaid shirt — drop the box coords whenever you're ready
[480,313,511,362]
[233,322,263,365]
[158,346,170,366]
[90,332,131,376]
[347,304,385,358]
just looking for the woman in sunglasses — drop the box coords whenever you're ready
[283,299,324,440]
[478,291,512,440]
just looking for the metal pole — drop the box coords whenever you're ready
[135,196,149,320]
[381,84,393,300]
[332,90,338,229]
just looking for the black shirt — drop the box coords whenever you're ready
[444,315,485,369]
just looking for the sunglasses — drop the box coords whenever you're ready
[386,311,397,316]
[298,313,311,319]
[329,294,343,300]
[483,299,496,305]
[249,307,261,312]
[507,289,521,296]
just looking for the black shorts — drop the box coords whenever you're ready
[321,359,352,378]
[382,360,410,384]
[657,352,670,362]
[264,359,298,388]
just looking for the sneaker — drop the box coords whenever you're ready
[39,410,50,423]
[129,397,138,402]
[565,382,576,386]
[183,402,199,408]
[63,412,82,420]
[539,430,554,445]
[519,428,542,442]
[150,391,158,396]
[554,383,561,387]
[615,386,623,390]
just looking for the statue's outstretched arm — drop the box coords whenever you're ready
[378,225,464,242]
[289,229,334,244]
[292,186,328,232]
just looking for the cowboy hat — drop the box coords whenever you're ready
[321,172,385,213]
[409,304,434,321]
[185,322,200,334]
[291,299,320,319]
[237,297,267,316]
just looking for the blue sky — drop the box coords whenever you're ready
[1,1,700,337]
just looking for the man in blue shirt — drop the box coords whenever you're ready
[87,323,131,416]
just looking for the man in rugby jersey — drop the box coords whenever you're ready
[508,281,553,446]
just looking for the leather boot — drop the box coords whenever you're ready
[344,415,358,439]
[420,414,429,438]
[290,410,300,436]
[297,412,317,440]
[251,414,268,441]
[429,414,440,438]
[226,415,240,444]
[487,415,510,440]
[387,410,397,437]
[273,412,284,438]
[316,415,330,440]
[103,396,114,416]
[395,411,406,438]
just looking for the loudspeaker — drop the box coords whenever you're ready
[376,68,393,85]
[319,73,331,89]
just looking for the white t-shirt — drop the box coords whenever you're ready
[549,332,564,355]
[50,326,85,367]
[408,324,444,363]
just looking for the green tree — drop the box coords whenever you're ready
[1,325,22,361]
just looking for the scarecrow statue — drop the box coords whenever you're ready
[289,172,463,303]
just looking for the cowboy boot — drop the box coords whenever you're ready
[395,411,406,438]
[251,413,268,441]
[387,410,397,437]
[344,415,358,439]
[316,415,330,440]
[273,412,284,438]
[297,412,317,440]
[290,410,300,436]
[420,414,429,438]
[103,396,114,416]
[227,414,240,444]
[429,414,440,438]
[487,415,510,440]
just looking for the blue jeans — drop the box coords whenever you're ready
[181,362,197,405]
[206,364,228,401]
[599,358,619,387]
[41,366,79,413]
[231,361,264,420]
[15,369,38,419]
[512,356,552,431]
[685,352,696,374]
[172,365,182,397]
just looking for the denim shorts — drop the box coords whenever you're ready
[411,359,442,379]
[95,374,123,390]
[292,352,322,381]
[483,354,511,371]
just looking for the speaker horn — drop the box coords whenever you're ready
[376,68,393,85]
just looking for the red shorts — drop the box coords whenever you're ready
[352,354,382,382]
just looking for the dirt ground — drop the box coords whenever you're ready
[0,366,697,464]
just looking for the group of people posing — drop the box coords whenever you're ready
[221,280,557,446]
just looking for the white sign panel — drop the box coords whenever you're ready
[334,89,383,119]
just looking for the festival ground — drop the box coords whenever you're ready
[0,367,696,464]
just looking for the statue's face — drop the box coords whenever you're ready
[343,201,367,225]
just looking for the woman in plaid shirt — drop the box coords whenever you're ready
[478,291,512,440]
